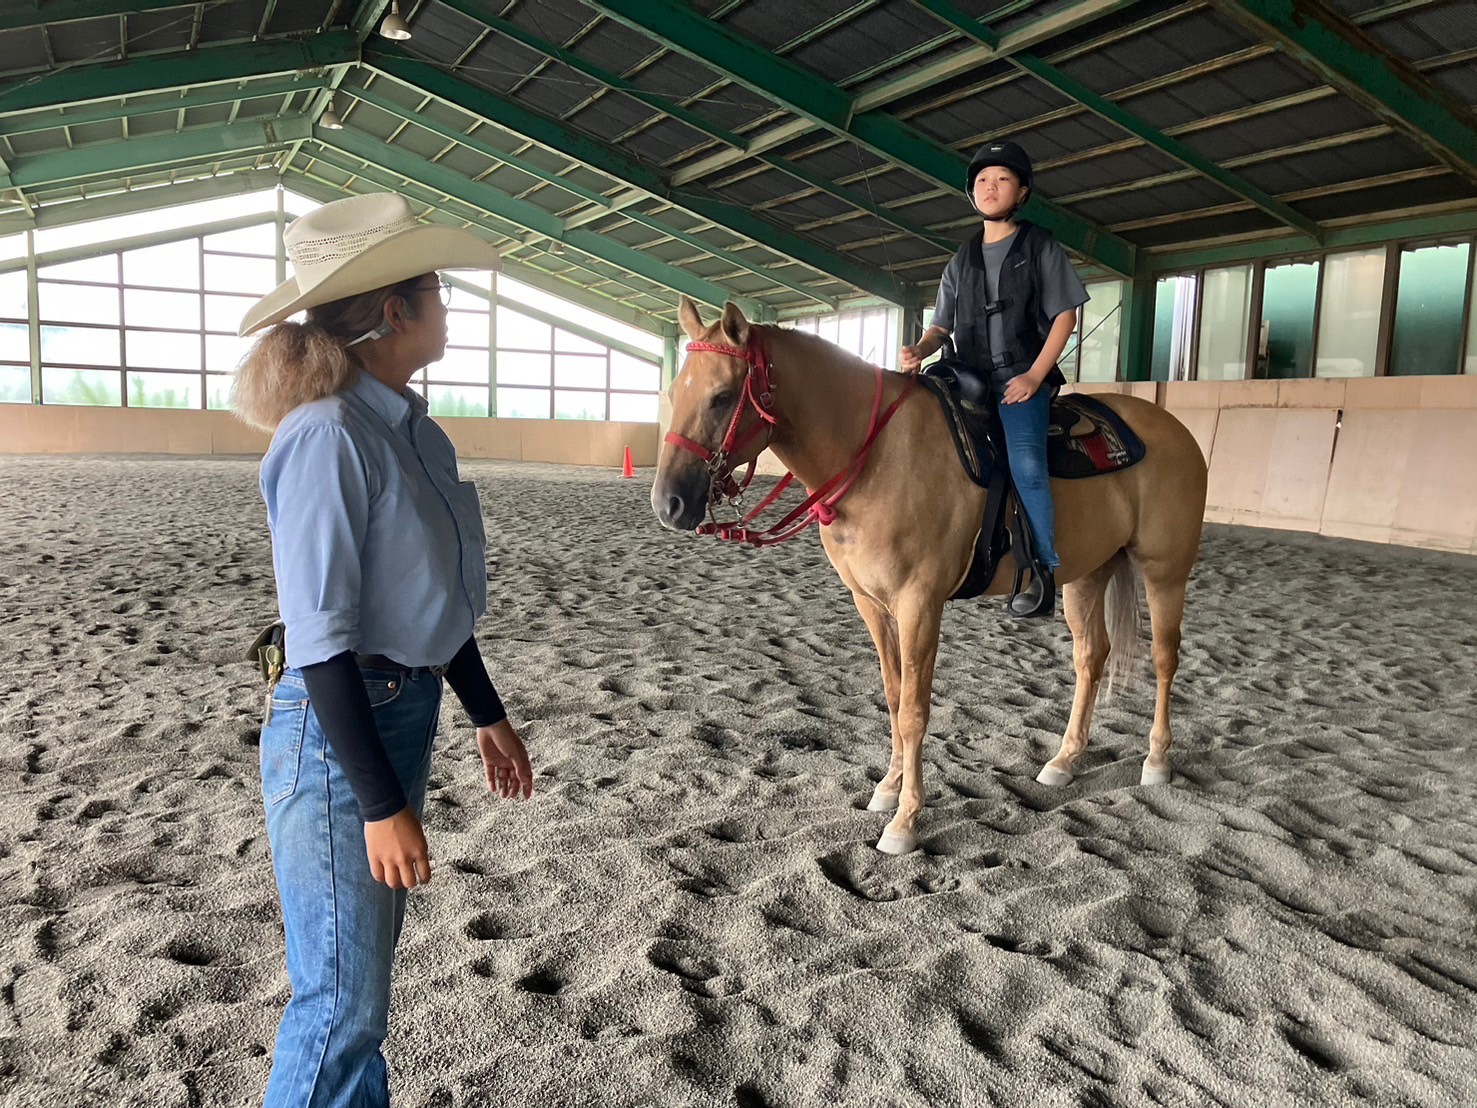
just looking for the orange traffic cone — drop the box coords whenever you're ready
[621,446,635,479]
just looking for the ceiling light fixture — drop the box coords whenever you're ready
[379,1,413,40]
[321,98,344,129]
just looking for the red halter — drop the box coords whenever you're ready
[665,327,918,547]
[663,329,778,504]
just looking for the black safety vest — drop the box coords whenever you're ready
[946,220,1067,394]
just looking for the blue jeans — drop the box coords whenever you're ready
[997,385,1059,570]
[259,665,443,1108]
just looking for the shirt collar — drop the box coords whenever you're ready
[965,223,1023,270]
[347,368,425,431]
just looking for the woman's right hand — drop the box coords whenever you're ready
[899,344,926,373]
[364,807,431,889]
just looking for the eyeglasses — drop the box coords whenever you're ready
[409,278,452,306]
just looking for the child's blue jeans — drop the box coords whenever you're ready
[997,386,1059,570]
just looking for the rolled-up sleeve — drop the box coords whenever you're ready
[1038,238,1090,320]
[261,424,370,667]
[931,261,958,331]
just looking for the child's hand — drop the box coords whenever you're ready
[1001,371,1041,405]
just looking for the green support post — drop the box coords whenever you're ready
[1119,276,1156,382]
[26,230,40,404]
[662,332,679,391]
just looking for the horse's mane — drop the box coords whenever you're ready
[763,323,888,378]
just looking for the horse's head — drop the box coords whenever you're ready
[651,297,774,531]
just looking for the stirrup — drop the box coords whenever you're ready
[1009,568,1055,619]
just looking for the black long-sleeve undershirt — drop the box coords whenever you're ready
[298,636,507,821]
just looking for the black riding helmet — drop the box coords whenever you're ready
[965,140,1034,198]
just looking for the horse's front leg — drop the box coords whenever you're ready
[852,593,902,812]
[877,595,944,855]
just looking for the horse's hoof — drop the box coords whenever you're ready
[1140,762,1173,786]
[875,828,919,855]
[1035,764,1074,787]
[866,788,900,812]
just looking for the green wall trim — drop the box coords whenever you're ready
[1145,207,1477,273]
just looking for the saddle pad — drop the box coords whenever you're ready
[1046,393,1146,479]
[916,373,996,489]
[917,375,1146,602]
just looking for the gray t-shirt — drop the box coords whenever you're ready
[933,227,1089,352]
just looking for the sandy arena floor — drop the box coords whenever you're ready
[0,455,1474,1108]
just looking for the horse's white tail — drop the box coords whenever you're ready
[1102,549,1142,701]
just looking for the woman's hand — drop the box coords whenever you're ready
[899,344,927,373]
[1001,368,1046,405]
[364,807,431,889]
[476,720,535,799]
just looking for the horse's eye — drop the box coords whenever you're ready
[710,390,736,410]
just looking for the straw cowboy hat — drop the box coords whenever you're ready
[238,192,502,336]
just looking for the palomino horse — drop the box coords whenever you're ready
[652,298,1207,855]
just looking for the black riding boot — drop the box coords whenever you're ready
[1009,567,1055,618]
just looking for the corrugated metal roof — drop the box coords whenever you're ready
[0,0,1472,320]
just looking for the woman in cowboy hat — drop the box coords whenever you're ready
[234,192,535,1108]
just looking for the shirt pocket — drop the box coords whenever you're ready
[447,479,487,552]
[260,690,309,805]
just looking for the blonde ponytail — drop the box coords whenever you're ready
[231,275,425,431]
[231,320,353,431]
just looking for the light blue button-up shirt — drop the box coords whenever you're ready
[261,370,488,669]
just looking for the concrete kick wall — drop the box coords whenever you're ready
[713,376,1477,555]
[0,404,660,468]
[1156,376,1477,555]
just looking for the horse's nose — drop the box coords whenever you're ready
[651,478,684,529]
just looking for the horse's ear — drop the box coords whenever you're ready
[678,296,705,340]
[720,301,750,347]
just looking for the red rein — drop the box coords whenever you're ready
[663,329,918,547]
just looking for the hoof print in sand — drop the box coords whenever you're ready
[817,850,958,902]
[734,1083,778,1108]
[514,968,565,996]
[648,941,740,998]
[981,933,1058,959]
[162,939,216,967]
[464,912,530,941]
[1281,1021,1347,1071]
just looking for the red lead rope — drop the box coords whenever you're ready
[665,330,918,547]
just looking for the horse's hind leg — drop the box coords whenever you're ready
[853,593,903,812]
[1139,562,1189,785]
[1037,557,1118,786]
